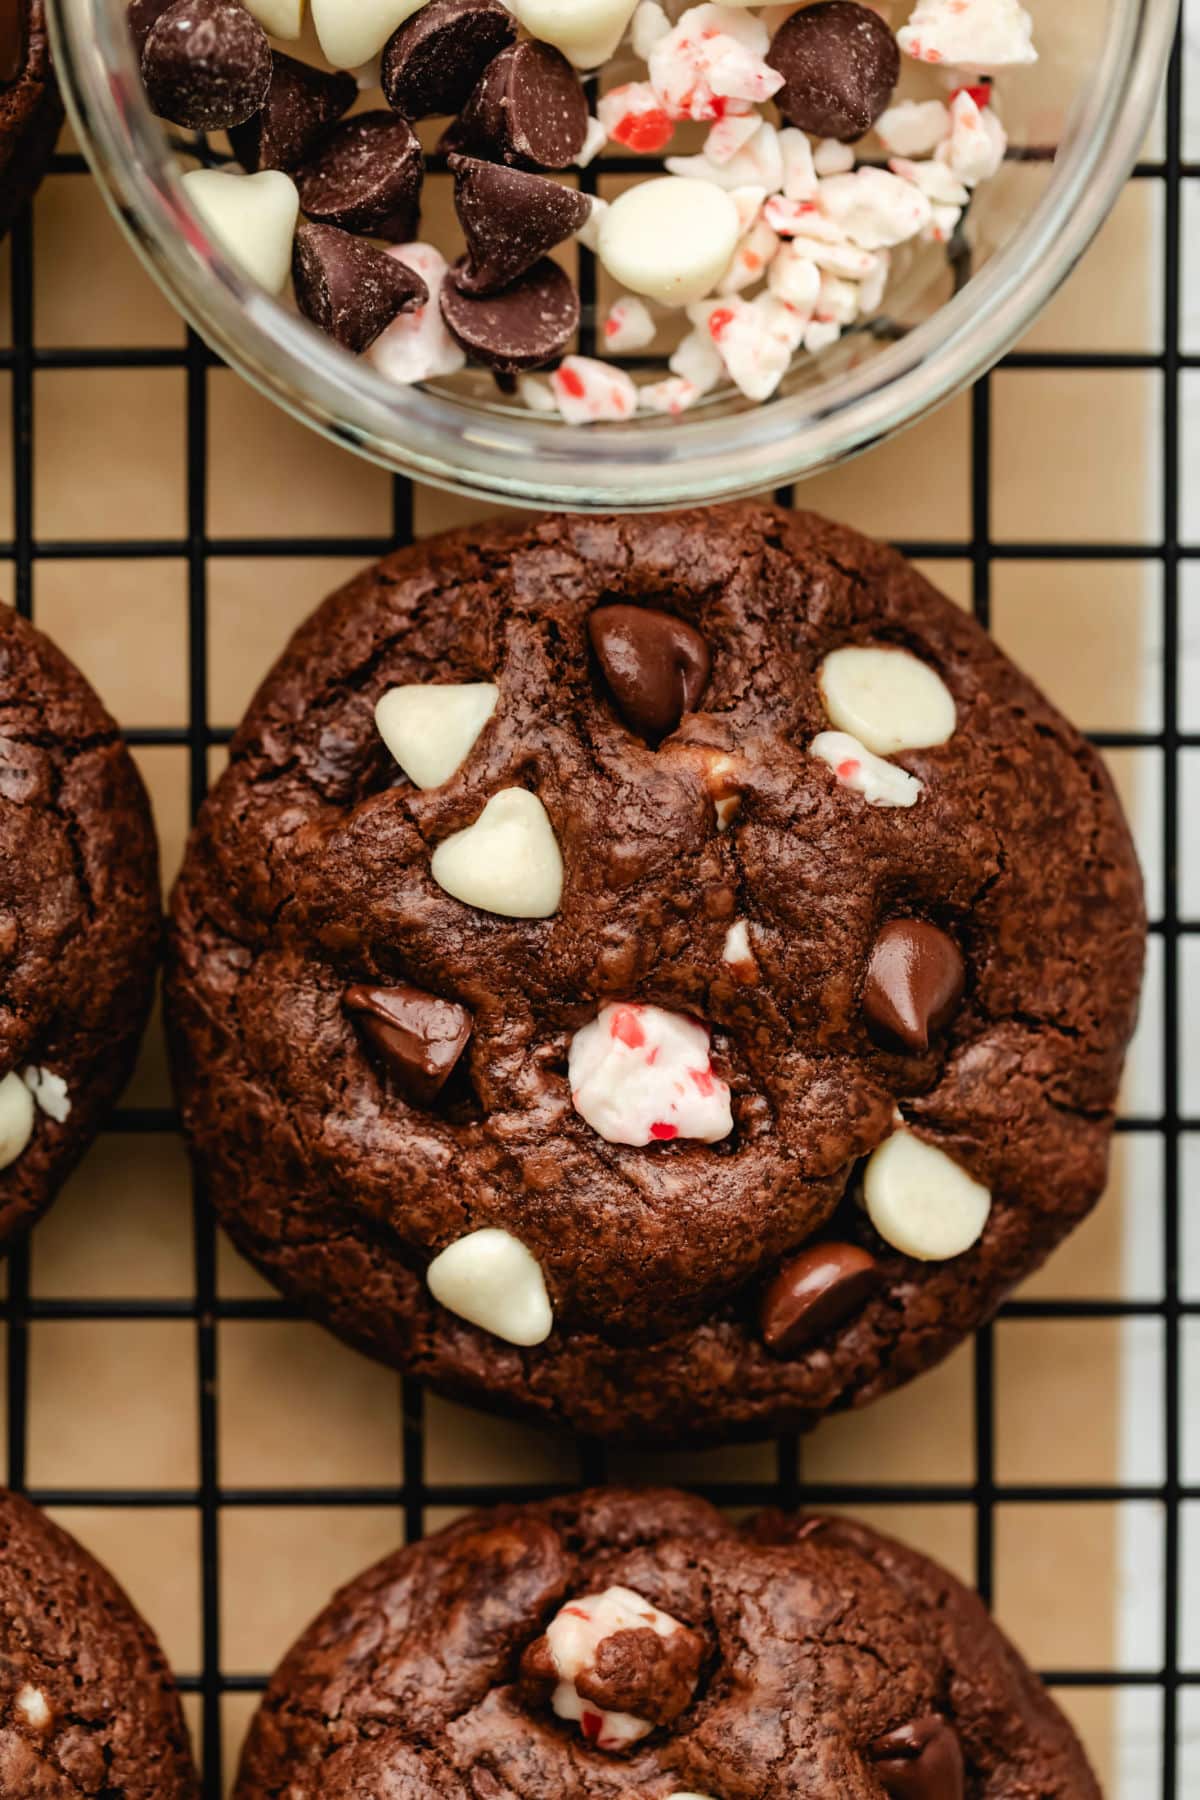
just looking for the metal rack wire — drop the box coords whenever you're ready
[0,20,1193,1796]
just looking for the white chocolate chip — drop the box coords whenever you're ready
[23,1066,70,1123]
[426,1228,553,1345]
[810,731,923,808]
[569,1002,733,1147]
[864,1129,991,1260]
[240,0,304,36]
[598,178,741,306]
[0,1070,34,1170]
[508,0,640,65]
[818,645,956,754]
[431,788,563,918]
[181,169,299,294]
[310,0,427,67]
[15,1686,51,1731]
[375,682,498,790]
[722,919,752,966]
[576,115,610,169]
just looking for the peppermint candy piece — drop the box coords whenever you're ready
[817,166,932,248]
[431,788,564,917]
[375,681,498,789]
[649,3,782,122]
[864,1129,991,1260]
[819,644,956,754]
[0,1069,34,1169]
[367,243,467,385]
[810,731,923,807]
[569,1002,733,1146]
[551,357,638,422]
[603,295,656,353]
[426,1228,553,1344]
[874,98,951,157]
[897,0,1036,69]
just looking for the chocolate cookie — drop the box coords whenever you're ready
[0,0,62,240]
[167,505,1144,1444]
[0,604,160,1256]
[0,1488,198,1796]
[234,1488,1099,1798]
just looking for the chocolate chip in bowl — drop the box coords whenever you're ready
[53,0,1175,498]
[165,503,1145,1445]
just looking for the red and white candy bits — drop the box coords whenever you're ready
[143,0,1034,416]
[569,1002,733,1146]
[541,1586,695,1748]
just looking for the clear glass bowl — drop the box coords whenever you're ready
[50,0,1176,509]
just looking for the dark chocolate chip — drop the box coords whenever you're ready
[293,220,428,353]
[760,1242,880,1355]
[140,0,271,132]
[0,0,26,85]
[768,0,899,142]
[127,0,174,56]
[863,918,965,1053]
[451,39,588,170]
[229,51,356,174]
[382,0,516,120]
[449,155,591,297]
[296,111,424,240]
[440,255,579,373]
[344,983,472,1108]
[588,604,711,742]
[870,1714,965,1800]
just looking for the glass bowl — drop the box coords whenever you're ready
[50,0,1176,510]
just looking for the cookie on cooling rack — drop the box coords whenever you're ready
[0,0,63,240]
[0,1487,198,1795]
[166,503,1145,1444]
[234,1486,1099,1798]
[0,603,160,1256]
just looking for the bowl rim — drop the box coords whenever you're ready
[50,0,1180,511]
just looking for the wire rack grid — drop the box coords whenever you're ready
[0,18,1192,1799]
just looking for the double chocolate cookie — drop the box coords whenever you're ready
[0,603,160,1255]
[0,1488,198,1795]
[234,1487,1099,1797]
[0,0,62,240]
[167,504,1144,1443]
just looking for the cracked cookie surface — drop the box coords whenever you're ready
[0,602,160,1255]
[167,504,1145,1442]
[0,1488,198,1797]
[234,1488,1099,1799]
[0,1,63,242]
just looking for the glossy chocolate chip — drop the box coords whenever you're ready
[870,1714,965,1800]
[382,0,516,120]
[450,39,588,170]
[588,604,711,742]
[127,0,174,55]
[229,52,356,174]
[293,220,428,353]
[761,1242,880,1356]
[296,111,424,241]
[863,919,965,1053]
[441,255,579,373]
[768,0,899,142]
[344,984,472,1108]
[450,155,592,297]
[141,0,271,131]
[0,0,26,85]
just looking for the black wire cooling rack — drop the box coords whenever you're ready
[0,20,1193,1797]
